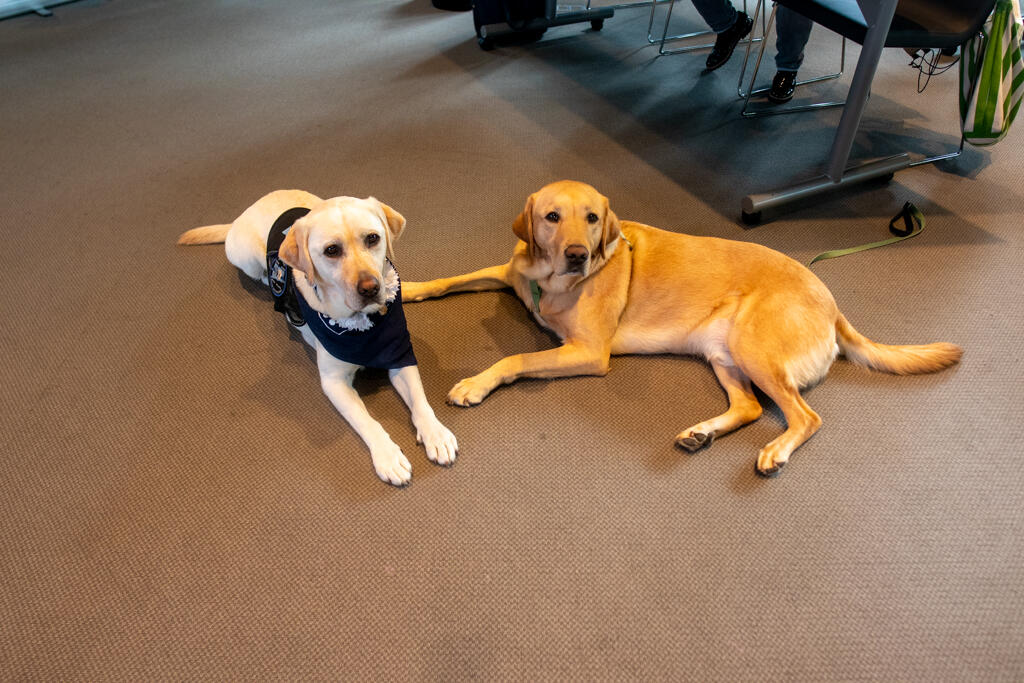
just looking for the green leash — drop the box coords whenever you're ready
[809,202,925,265]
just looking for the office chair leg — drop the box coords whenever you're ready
[651,0,764,56]
[908,136,966,167]
[646,0,689,44]
[738,0,775,108]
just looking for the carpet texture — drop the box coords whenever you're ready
[1,0,1022,679]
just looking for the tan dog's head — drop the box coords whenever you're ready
[513,180,621,279]
[278,196,406,318]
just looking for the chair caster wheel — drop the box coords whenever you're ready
[741,210,762,225]
[591,19,604,30]
[478,36,495,50]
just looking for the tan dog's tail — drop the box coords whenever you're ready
[177,224,231,245]
[835,314,962,375]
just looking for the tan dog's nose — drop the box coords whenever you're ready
[565,244,589,268]
[357,274,380,299]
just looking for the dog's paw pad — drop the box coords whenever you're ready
[755,460,785,478]
[756,447,789,477]
[676,431,713,452]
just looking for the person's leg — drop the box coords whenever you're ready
[690,0,737,33]
[769,7,813,102]
[774,7,813,72]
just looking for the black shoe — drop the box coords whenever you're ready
[767,71,797,103]
[705,12,753,71]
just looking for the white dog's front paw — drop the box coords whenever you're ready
[447,376,493,407]
[371,440,413,486]
[417,419,459,466]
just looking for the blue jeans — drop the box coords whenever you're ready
[775,6,813,72]
[690,0,737,34]
[689,1,813,71]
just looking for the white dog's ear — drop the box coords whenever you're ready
[279,217,318,283]
[512,193,537,257]
[371,198,406,260]
[599,196,621,258]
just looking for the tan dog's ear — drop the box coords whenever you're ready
[599,197,621,258]
[512,193,537,257]
[279,217,318,284]
[371,198,406,260]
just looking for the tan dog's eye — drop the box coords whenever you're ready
[587,212,599,224]
[365,233,380,248]
[323,244,341,257]
[545,211,560,223]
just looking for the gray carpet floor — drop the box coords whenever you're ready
[2,0,1022,679]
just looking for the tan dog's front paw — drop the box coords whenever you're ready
[401,281,430,302]
[417,419,459,466]
[371,441,413,486]
[447,376,493,406]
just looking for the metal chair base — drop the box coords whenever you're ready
[742,154,911,220]
[741,139,965,222]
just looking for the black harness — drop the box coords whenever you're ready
[266,206,311,328]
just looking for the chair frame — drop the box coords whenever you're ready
[737,0,848,117]
[647,0,766,56]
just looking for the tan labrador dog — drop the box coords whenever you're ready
[179,190,458,486]
[404,180,961,476]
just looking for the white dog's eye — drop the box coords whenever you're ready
[365,233,381,248]
[587,212,599,224]
[545,211,560,223]
[323,244,341,257]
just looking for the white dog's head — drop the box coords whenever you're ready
[278,196,406,319]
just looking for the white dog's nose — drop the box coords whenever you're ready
[357,274,380,299]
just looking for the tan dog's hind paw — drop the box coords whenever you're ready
[371,441,413,486]
[675,429,715,452]
[755,447,788,477]
[417,419,459,466]
[447,376,493,406]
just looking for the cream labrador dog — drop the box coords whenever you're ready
[179,189,458,486]
[404,180,961,476]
